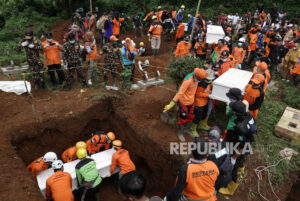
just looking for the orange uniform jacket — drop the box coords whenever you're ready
[248,27,258,36]
[110,149,136,174]
[86,45,98,60]
[291,63,300,75]
[173,73,198,106]
[264,31,274,45]
[195,84,211,107]
[27,157,48,178]
[175,41,192,58]
[253,68,271,92]
[194,41,207,55]
[62,146,77,163]
[216,57,235,77]
[86,134,110,154]
[42,40,62,66]
[144,11,154,21]
[243,84,265,119]
[259,13,266,22]
[148,25,163,37]
[176,24,185,39]
[167,160,219,201]
[46,170,74,201]
[232,46,246,64]
[249,34,258,51]
[113,18,125,35]
[172,10,177,19]
[157,10,163,22]
[213,45,229,55]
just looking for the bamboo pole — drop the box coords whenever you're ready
[190,0,202,42]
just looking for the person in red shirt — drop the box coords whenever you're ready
[27,152,57,178]
[86,131,115,155]
[244,74,265,119]
[110,140,136,190]
[46,160,74,201]
[41,32,64,90]
[175,36,192,59]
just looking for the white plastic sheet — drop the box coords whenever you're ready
[37,148,120,197]
[0,81,31,95]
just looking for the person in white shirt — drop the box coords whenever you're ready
[227,13,234,23]
[232,13,240,26]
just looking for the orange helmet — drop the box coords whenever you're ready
[110,35,119,41]
[251,74,265,85]
[256,61,268,71]
[194,68,207,81]
[112,140,122,149]
[107,132,116,141]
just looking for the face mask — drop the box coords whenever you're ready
[47,39,52,42]
[238,43,243,47]
[229,98,236,103]
[70,40,76,44]
[184,40,189,44]
[221,58,227,62]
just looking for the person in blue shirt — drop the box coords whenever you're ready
[121,38,137,83]
[104,15,113,43]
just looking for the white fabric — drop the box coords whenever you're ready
[232,16,240,25]
[0,81,31,95]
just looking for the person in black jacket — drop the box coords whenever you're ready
[268,37,285,74]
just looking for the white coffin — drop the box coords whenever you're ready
[210,68,253,103]
[206,25,225,44]
[37,148,120,197]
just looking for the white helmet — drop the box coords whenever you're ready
[144,59,150,65]
[224,36,230,42]
[43,152,57,163]
[238,38,246,43]
[122,40,125,45]
[52,160,64,170]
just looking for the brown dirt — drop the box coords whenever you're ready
[0,20,298,201]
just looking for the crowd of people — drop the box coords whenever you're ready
[20,2,300,201]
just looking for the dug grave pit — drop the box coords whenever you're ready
[10,99,181,201]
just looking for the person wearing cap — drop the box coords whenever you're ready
[166,138,219,201]
[102,35,122,87]
[191,69,215,137]
[75,148,102,201]
[253,61,271,92]
[163,68,207,141]
[138,42,146,56]
[211,39,229,63]
[175,35,192,59]
[283,43,300,80]
[41,32,64,90]
[194,35,208,60]
[83,30,98,86]
[175,20,185,43]
[264,27,275,46]
[207,126,234,191]
[214,50,235,77]
[27,152,57,178]
[62,141,86,163]
[156,6,163,22]
[148,16,163,56]
[110,140,136,190]
[46,160,74,201]
[17,30,46,90]
[86,131,115,155]
[232,38,246,69]
[62,33,87,90]
[64,24,84,42]
[121,37,137,83]
[244,74,265,119]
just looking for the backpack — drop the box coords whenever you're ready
[236,113,257,144]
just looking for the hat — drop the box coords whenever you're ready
[152,16,157,20]
[45,32,53,39]
[208,126,221,140]
[256,61,268,71]
[288,24,293,28]
[122,40,125,45]
[110,35,119,41]
[25,30,33,36]
[194,68,207,81]
[68,33,75,40]
[251,74,265,84]
[226,88,243,100]
[206,69,215,81]
[229,101,246,115]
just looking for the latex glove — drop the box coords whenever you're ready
[54,42,59,47]
[44,43,50,48]
[28,44,34,48]
[147,33,150,37]
[163,101,176,112]
[143,18,146,22]
[21,41,29,47]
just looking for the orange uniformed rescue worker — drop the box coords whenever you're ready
[27,152,57,178]
[244,74,265,119]
[86,131,115,155]
[163,68,207,142]
[148,16,163,56]
[46,160,74,201]
[175,36,192,59]
[232,38,246,69]
[61,141,86,163]
[175,20,185,43]
[166,138,219,201]
[194,37,208,60]
[215,50,235,77]
[253,61,271,92]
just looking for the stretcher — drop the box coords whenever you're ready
[36,148,120,197]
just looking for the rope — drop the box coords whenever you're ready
[254,157,288,201]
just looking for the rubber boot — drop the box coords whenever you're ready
[177,125,186,142]
[191,123,200,137]
[152,49,155,56]
[198,120,209,131]
[183,122,195,138]
[155,49,159,56]
[203,116,211,130]
[219,166,245,195]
